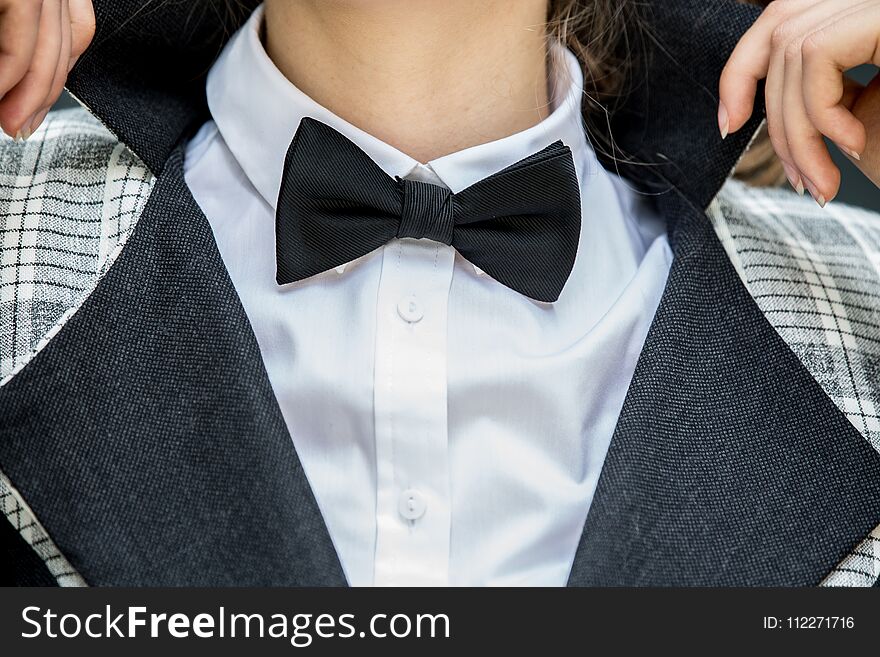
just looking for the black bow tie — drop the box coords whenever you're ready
[275,118,582,302]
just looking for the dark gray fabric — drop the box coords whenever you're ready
[565,0,880,586]
[567,192,880,586]
[0,148,346,586]
[598,0,765,212]
[66,1,259,175]
[0,511,57,586]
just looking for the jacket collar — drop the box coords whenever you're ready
[602,0,766,224]
[67,0,762,219]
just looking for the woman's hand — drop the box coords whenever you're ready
[0,0,94,140]
[720,0,880,206]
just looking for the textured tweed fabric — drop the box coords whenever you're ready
[0,109,153,585]
[712,181,880,454]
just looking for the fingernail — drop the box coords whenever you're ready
[782,162,804,196]
[803,177,826,208]
[717,101,729,139]
[14,115,36,142]
[838,144,861,161]
[30,108,49,134]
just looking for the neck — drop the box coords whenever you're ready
[263,0,551,163]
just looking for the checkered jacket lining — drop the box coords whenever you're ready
[1,109,878,585]
[1,108,154,385]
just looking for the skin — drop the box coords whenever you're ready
[0,0,93,140]
[263,0,551,163]
[719,0,880,206]
[0,0,877,201]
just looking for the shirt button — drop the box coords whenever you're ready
[398,488,427,520]
[396,295,424,323]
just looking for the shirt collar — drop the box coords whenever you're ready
[68,0,765,217]
[207,5,592,209]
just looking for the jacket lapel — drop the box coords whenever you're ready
[0,148,346,585]
[568,0,880,585]
[567,192,880,585]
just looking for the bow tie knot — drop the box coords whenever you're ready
[397,179,455,244]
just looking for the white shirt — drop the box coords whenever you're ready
[184,5,672,586]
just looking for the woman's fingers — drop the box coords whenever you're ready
[0,0,43,100]
[721,0,880,204]
[781,31,840,205]
[767,0,859,201]
[718,0,813,136]
[30,0,73,134]
[31,0,95,133]
[0,0,62,138]
[0,0,94,139]
[764,36,795,177]
[800,7,880,159]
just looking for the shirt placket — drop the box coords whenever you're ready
[372,230,455,586]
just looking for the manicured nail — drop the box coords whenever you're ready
[30,108,49,134]
[838,144,861,161]
[717,101,729,139]
[782,162,804,196]
[803,177,826,208]
[14,114,37,142]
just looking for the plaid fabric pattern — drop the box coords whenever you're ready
[0,108,154,385]
[1,108,154,585]
[711,179,880,586]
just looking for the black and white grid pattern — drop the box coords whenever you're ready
[0,108,154,385]
[712,180,880,586]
